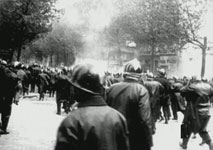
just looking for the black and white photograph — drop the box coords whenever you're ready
[0,0,213,150]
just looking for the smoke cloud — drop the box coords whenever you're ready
[56,0,118,71]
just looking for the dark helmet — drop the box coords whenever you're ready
[123,58,142,74]
[71,63,102,94]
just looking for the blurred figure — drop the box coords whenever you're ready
[180,79,213,150]
[106,59,153,150]
[170,77,186,120]
[144,73,164,134]
[55,63,130,150]
[154,68,172,124]
[55,73,75,115]
[0,63,19,134]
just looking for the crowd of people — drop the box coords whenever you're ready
[0,59,75,135]
[1,58,213,150]
[54,59,213,150]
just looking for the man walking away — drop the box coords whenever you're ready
[180,79,213,150]
[106,59,153,150]
[55,63,130,150]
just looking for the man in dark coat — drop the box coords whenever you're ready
[55,63,130,150]
[154,68,172,124]
[22,65,31,96]
[37,71,51,100]
[28,64,41,93]
[55,73,75,114]
[0,63,19,134]
[170,79,186,120]
[180,79,213,150]
[106,59,153,150]
[144,77,164,134]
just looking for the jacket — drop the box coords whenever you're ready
[55,95,129,150]
[106,79,152,150]
[181,81,212,133]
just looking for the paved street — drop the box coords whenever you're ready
[0,94,213,150]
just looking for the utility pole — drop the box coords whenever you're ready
[201,36,207,78]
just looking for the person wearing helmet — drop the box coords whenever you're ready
[55,63,130,150]
[180,79,213,150]
[154,68,172,124]
[143,76,164,134]
[106,59,153,150]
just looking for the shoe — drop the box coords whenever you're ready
[179,142,187,149]
[158,116,164,122]
[56,112,61,115]
[0,129,10,135]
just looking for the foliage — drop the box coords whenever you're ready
[178,0,209,48]
[103,0,210,74]
[105,0,208,53]
[0,0,60,61]
[22,23,84,66]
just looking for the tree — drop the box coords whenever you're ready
[105,0,209,75]
[0,0,60,62]
[178,0,209,78]
[105,0,187,72]
[22,22,84,67]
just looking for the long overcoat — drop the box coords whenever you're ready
[106,79,152,150]
[181,82,213,134]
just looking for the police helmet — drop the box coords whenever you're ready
[123,58,142,74]
[157,68,166,77]
[14,61,20,67]
[0,60,7,65]
[71,63,102,94]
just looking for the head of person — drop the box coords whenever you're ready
[157,68,166,77]
[173,76,178,82]
[123,58,142,80]
[71,63,103,102]
[201,76,208,82]
[0,59,7,66]
[191,75,200,81]
[146,72,154,81]
[13,61,22,69]
[62,66,68,75]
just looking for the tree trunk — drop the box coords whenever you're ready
[8,49,15,63]
[201,37,207,78]
[150,45,155,73]
[16,47,22,61]
[55,52,58,66]
[50,54,53,67]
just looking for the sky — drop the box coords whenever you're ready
[199,5,213,43]
[56,0,116,31]
[56,0,213,42]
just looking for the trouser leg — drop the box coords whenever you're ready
[198,115,212,149]
[171,98,178,120]
[1,115,10,132]
[180,136,191,149]
[56,93,61,115]
[1,99,12,133]
[163,105,170,123]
